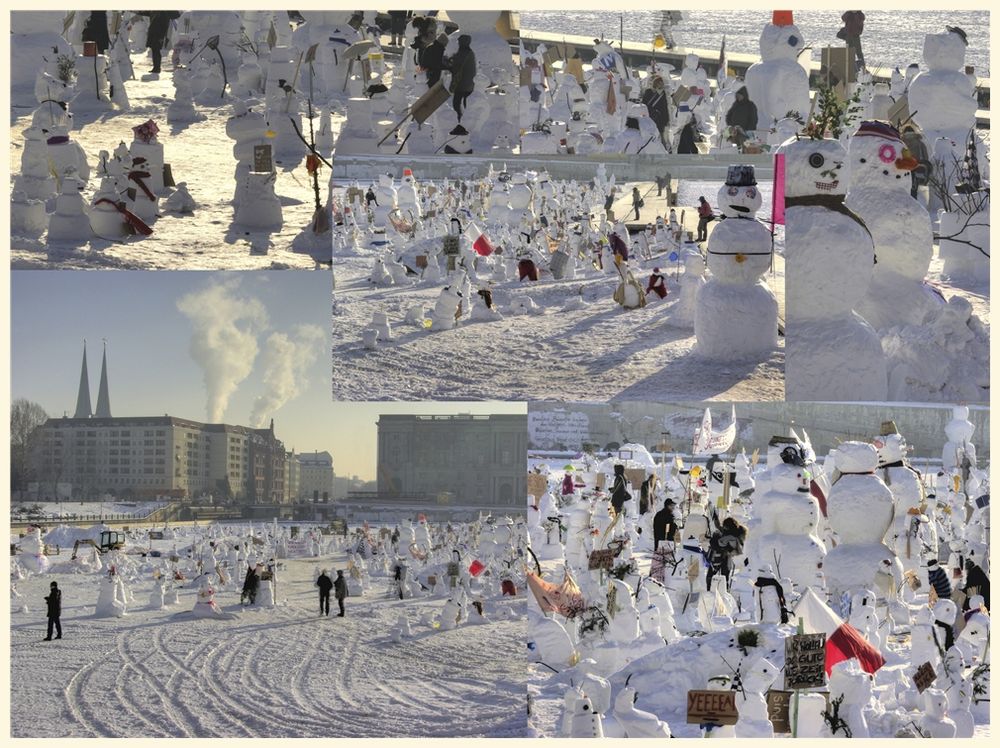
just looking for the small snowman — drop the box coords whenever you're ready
[919,688,957,738]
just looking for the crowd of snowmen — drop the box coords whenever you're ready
[527,405,989,738]
[13,515,527,636]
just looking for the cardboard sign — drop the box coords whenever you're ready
[527,473,548,499]
[671,87,693,107]
[253,144,273,173]
[588,548,618,570]
[913,662,937,693]
[766,689,793,733]
[415,254,428,269]
[304,43,319,64]
[625,468,647,490]
[595,473,606,491]
[565,57,584,84]
[888,93,910,128]
[148,531,164,540]
[784,632,828,690]
[686,690,738,725]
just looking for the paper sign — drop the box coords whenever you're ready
[784,632,827,690]
[625,468,647,490]
[588,548,618,570]
[253,144,273,173]
[148,531,164,540]
[686,690,738,725]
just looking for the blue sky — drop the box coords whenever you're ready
[11,271,524,479]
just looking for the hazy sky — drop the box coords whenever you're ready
[11,271,525,480]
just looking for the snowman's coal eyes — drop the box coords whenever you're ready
[788,35,799,46]
[727,186,739,196]
[808,153,825,168]
[746,188,757,199]
[859,158,867,163]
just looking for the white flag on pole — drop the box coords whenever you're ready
[693,405,737,455]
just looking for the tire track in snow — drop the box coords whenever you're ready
[62,655,108,737]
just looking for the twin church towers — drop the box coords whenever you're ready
[74,340,112,419]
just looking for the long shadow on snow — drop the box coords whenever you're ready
[613,349,784,401]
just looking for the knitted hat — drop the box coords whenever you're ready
[855,120,902,142]
[725,164,757,187]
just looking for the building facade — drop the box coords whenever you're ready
[29,416,286,503]
[376,414,526,507]
[298,451,334,502]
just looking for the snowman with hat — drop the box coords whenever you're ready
[744,12,810,140]
[694,164,777,360]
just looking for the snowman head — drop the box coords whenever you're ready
[847,121,917,192]
[923,27,968,72]
[872,432,907,466]
[833,441,879,474]
[771,462,811,494]
[684,53,699,71]
[682,251,706,277]
[922,688,949,720]
[401,168,415,186]
[945,406,975,442]
[759,13,804,61]
[742,656,779,693]
[784,138,847,198]
[934,598,958,627]
[718,165,762,217]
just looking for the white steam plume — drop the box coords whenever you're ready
[250,324,325,427]
[177,281,268,423]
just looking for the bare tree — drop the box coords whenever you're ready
[10,398,49,494]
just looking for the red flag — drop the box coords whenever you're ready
[469,559,485,576]
[793,588,885,675]
[464,222,494,256]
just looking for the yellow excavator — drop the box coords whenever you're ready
[71,531,126,560]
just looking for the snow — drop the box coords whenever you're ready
[332,177,783,402]
[10,52,338,270]
[12,502,167,522]
[10,521,526,738]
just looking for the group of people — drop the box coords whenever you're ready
[411,17,477,122]
[316,569,349,617]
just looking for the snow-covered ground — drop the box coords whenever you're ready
[11,52,338,270]
[10,521,526,738]
[332,177,784,402]
[12,501,166,522]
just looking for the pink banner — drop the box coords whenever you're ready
[771,152,786,227]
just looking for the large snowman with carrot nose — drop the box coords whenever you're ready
[846,120,942,330]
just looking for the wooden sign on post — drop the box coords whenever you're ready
[625,468,647,490]
[527,473,548,500]
[784,632,828,690]
[588,548,618,570]
[888,94,911,128]
[913,662,937,693]
[766,689,793,733]
[686,690,739,725]
[253,144,273,173]
[148,531,164,540]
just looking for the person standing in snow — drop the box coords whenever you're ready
[653,498,678,550]
[242,563,260,605]
[316,569,333,616]
[696,195,714,242]
[610,464,631,517]
[43,581,62,641]
[81,12,111,54]
[632,186,643,221]
[725,86,758,152]
[333,570,348,616]
[140,11,180,75]
[447,34,477,122]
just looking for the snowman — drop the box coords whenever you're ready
[828,660,873,738]
[823,442,901,600]
[847,121,941,330]
[746,462,826,592]
[430,284,463,331]
[669,248,706,328]
[872,426,925,572]
[919,688,957,738]
[942,405,978,473]
[783,137,888,401]
[694,165,777,360]
[370,174,398,228]
[744,12,810,137]
[733,656,779,737]
[47,174,92,245]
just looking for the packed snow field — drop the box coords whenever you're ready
[12,501,167,522]
[522,11,990,76]
[11,519,526,737]
[526,408,990,739]
[332,174,783,402]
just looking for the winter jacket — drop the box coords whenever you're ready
[142,11,180,50]
[964,561,990,610]
[927,563,952,600]
[82,12,111,54]
[698,200,714,219]
[334,574,348,600]
[45,588,62,618]
[725,87,758,132]
[677,122,699,154]
[316,573,333,595]
[641,87,670,130]
[419,39,446,87]
[652,505,676,547]
[610,465,630,514]
[448,36,477,93]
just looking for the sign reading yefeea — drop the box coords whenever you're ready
[784,632,828,690]
[528,410,590,449]
[686,690,738,725]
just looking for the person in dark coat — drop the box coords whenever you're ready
[963,558,990,611]
[838,11,866,73]
[447,34,477,122]
[333,570,348,616]
[900,123,931,198]
[725,86,758,152]
[142,11,180,74]
[365,186,378,207]
[418,29,446,88]
[316,569,333,616]
[639,475,652,514]
[653,498,678,550]
[631,186,643,221]
[641,75,670,146]
[610,464,630,517]
[81,12,111,54]
[696,195,714,242]
[44,581,62,640]
[707,515,747,591]
[676,117,699,155]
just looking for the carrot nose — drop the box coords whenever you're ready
[895,148,918,171]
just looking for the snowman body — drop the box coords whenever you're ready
[744,20,810,133]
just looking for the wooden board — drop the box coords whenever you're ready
[913,661,937,693]
[686,690,738,725]
[766,689,793,733]
[527,473,548,499]
[588,548,618,570]
[625,468,647,490]
[253,144,273,173]
[148,531,164,540]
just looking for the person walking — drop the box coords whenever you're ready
[838,11,866,74]
[418,27,446,89]
[241,563,260,605]
[448,34,477,122]
[652,498,678,551]
[316,569,333,616]
[610,464,631,517]
[641,74,671,147]
[387,10,410,47]
[631,186,643,221]
[696,195,714,242]
[333,570,348,616]
[44,581,62,640]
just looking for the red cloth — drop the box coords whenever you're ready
[646,272,668,298]
[794,587,885,675]
[698,201,713,218]
[94,198,154,236]
[501,579,516,596]
[518,259,538,281]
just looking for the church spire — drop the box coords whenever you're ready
[95,339,111,418]
[74,340,92,419]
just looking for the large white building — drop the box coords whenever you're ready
[297,451,334,502]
